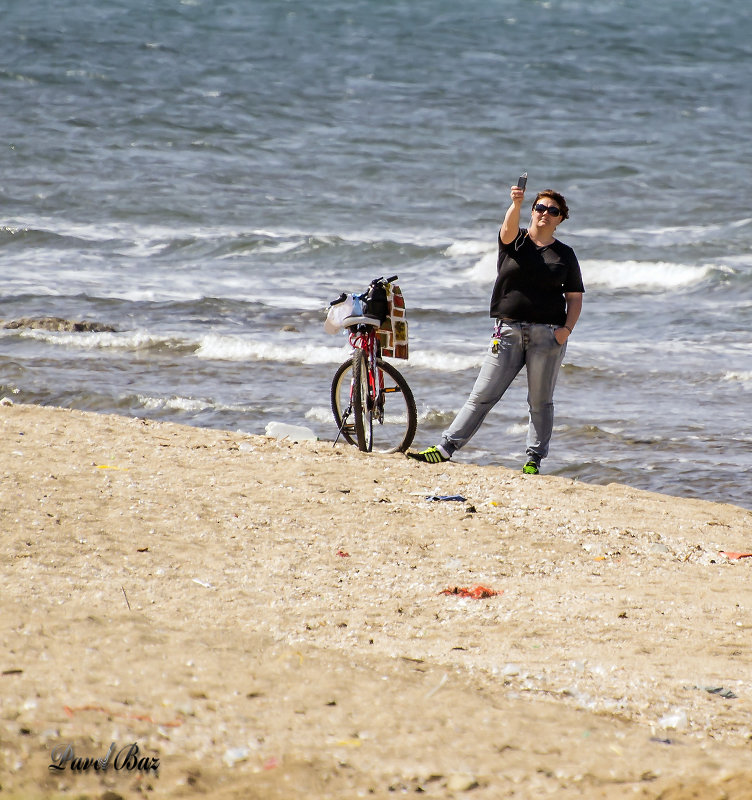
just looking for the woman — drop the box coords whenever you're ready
[409,183,584,473]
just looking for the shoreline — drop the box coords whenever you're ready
[2,402,751,799]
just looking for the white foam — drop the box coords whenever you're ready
[3,215,450,252]
[404,348,483,372]
[305,406,334,424]
[195,333,349,365]
[195,335,484,373]
[580,260,726,290]
[451,231,738,294]
[137,394,260,414]
[465,250,499,284]
[723,371,752,385]
[445,239,492,257]
[138,395,213,412]
[19,328,172,351]
[244,240,302,256]
[459,249,728,294]
[574,217,752,245]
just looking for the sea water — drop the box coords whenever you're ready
[2,0,750,508]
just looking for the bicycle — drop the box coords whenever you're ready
[328,275,417,454]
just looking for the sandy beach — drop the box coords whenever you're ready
[1,402,751,799]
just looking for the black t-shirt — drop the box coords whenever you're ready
[489,228,585,325]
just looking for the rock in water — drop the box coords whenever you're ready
[2,317,116,332]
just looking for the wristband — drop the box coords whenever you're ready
[563,325,572,333]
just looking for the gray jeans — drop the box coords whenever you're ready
[441,321,567,461]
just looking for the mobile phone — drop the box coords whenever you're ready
[516,172,528,190]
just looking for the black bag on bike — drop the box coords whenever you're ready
[362,283,389,325]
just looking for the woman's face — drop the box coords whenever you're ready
[531,197,563,235]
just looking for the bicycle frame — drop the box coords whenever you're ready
[349,327,384,422]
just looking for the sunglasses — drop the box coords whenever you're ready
[533,203,561,217]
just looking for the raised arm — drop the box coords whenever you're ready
[499,184,526,245]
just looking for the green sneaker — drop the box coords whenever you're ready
[522,459,540,475]
[407,446,450,464]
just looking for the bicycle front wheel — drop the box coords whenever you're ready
[352,349,373,451]
[331,355,417,454]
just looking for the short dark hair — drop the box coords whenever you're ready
[533,189,569,221]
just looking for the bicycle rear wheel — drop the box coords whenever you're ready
[331,355,417,453]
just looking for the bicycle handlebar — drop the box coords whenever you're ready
[328,276,399,307]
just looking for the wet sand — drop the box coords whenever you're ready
[1,402,751,799]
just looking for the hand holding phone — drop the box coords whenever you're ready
[516,172,527,190]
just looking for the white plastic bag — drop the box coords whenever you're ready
[324,294,355,334]
[265,421,317,441]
